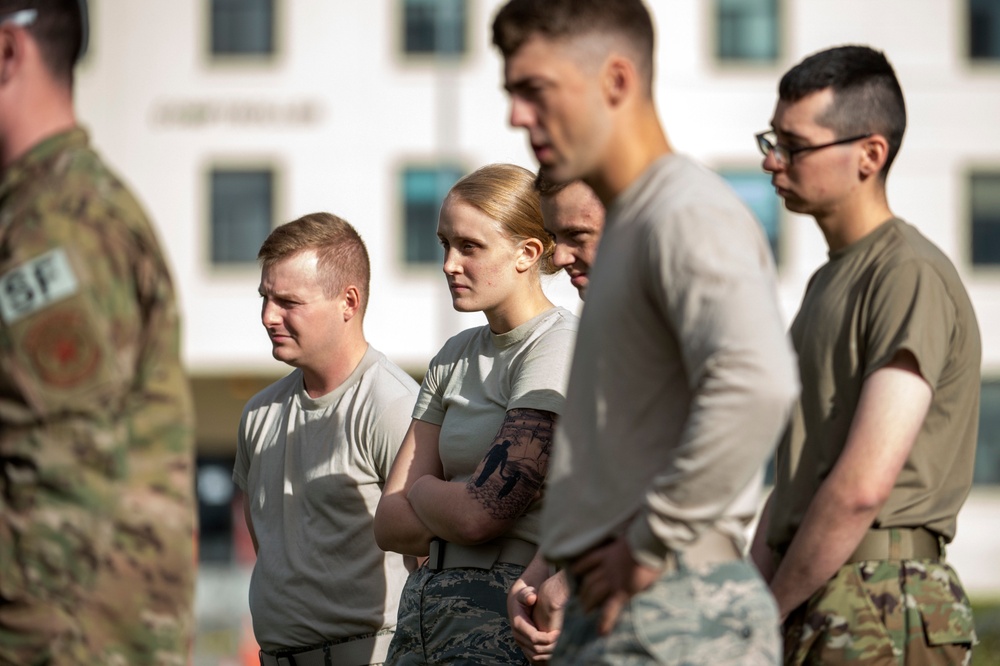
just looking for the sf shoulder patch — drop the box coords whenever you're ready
[0,248,80,325]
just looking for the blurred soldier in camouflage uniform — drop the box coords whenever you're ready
[0,1,196,664]
[750,45,979,665]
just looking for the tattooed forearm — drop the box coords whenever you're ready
[465,408,555,521]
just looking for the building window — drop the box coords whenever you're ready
[970,0,1000,60]
[975,380,1000,484]
[971,171,1000,266]
[211,0,274,56]
[716,0,779,62]
[196,457,237,563]
[402,0,467,56]
[211,168,274,265]
[719,169,782,264]
[402,165,464,265]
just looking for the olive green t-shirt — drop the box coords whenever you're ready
[767,218,981,552]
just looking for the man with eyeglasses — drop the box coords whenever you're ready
[749,45,980,665]
[0,1,196,663]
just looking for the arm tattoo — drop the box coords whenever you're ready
[466,408,555,521]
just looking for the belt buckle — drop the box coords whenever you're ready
[428,538,445,571]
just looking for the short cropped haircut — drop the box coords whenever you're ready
[492,0,655,96]
[533,170,570,198]
[779,45,906,178]
[258,212,372,315]
[448,163,558,275]
[0,0,83,86]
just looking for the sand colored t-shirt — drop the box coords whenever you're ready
[767,218,981,553]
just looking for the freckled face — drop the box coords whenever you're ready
[437,197,523,317]
[541,182,605,298]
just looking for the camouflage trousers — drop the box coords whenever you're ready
[552,559,780,665]
[386,561,528,665]
[783,559,976,665]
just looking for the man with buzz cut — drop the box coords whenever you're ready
[235,212,418,666]
[749,45,980,665]
[493,1,798,663]
[0,0,197,663]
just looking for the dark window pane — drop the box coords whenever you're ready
[975,380,1000,485]
[720,169,782,265]
[212,0,274,55]
[717,0,778,62]
[403,0,466,56]
[971,172,1000,266]
[403,166,463,264]
[196,457,236,563]
[211,169,274,264]
[970,0,1000,60]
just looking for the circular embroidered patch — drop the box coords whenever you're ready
[22,309,101,389]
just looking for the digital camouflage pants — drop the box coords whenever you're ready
[553,559,781,665]
[386,562,528,665]
[783,559,975,665]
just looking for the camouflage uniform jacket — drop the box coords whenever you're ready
[0,128,196,664]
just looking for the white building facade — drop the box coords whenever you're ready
[69,0,1000,658]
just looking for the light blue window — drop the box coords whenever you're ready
[720,169,782,265]
[971,171,1000,266]
[211,169,274,264]
[716,0,779,62]
[211,0,274,56]
[403,166,464,265]
[403,0,467,56]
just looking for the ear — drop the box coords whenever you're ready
[858,134,890,179]
[515,237,544,273]
[0,24,24,86]
[601,54,634,108]
[341,285,362,322]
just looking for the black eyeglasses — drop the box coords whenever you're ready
[755,130,872,167]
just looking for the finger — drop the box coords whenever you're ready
[568,545,608,577]
[597,593,627,636]
[577,570,610,613]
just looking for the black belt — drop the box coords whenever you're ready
[427,537,536,571]
[258,633,393,666]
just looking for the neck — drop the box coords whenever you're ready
[2,87,76,168]
[300,334,369,399]
[586,103,671,207]
[484,282,554,335]
[815,187,894,252]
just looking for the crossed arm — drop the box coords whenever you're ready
[750,350,933,619]
[374,407,555,555]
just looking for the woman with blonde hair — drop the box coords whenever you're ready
[375,163,578,664]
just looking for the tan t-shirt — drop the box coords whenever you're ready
[541,154,798,569]
[767,218,981,553]
[414,306,578,545]
[233,346,418,652]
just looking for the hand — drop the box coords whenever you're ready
[508,578,560,662]
[569,537,661,635]
[533,570,568,633]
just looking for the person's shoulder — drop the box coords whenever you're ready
[241,369,301,418]
[363,347,420,398]
[432,323,489,363]
[535,306,579,336]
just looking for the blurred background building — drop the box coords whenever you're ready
[72,0,1000,662]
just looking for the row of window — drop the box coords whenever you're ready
[209,0,1000,63]
[209,165,1000,270]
